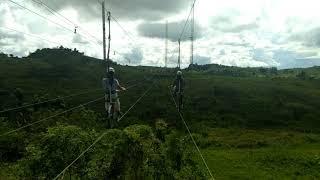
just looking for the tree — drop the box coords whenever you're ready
[87,129,134,179]
[22,125,94,178]
[165,132,207,179]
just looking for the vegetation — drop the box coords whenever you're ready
[1,48,320,179]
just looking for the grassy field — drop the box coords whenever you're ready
[194,128,320,179]
[1,49,320,179]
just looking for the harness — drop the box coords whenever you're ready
[105,78,119,103]
[175,78,183,94]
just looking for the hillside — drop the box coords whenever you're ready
[1,48,320,179]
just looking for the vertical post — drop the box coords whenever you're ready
[178,39,181,69]
[107,11,111,70]
[102,1,107,72]
[165,21,168,67]
[190,3,194,65]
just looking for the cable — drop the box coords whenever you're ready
[0,79,146,136]
[7,0,73,33]
[169,87,214,179]
[53,83,154,180]
[7,0,101,46]
[110,14,155,66]
[0,26,61,45]
[0,77,146,114]
[118,85,153,122]
[0,96,104,137]
[31,0,74,27]
[31,0,102,44]
[125,82,143,90]
[110,15,135,43]
[178,0,197,41]
[109,15,139,63]
[0,88,102,114]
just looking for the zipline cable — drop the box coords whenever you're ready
[0,96,104,137]
[118,84,153,122]
[0,26,61,45]
[0,88,102,114]
[0,78,146,114]
[169,87,214,179]
[0,79,147,136]
[6,0,101,45]
[7,0,73,33]
[110,15,135,42]
[31,0,102,43]
[178,0,197,41]
[53,83,154,180]
[31,0,75,27]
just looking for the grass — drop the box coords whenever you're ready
[194,128,320,179]
[2,50,320,179]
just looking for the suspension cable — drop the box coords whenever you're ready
[7,0,73,33]
[118,84,153,122]
[110,15,135,42]
[178,0,197,41]
[6,0,101,45]
[0,96,104,137]
[31,0,101,43]
[0,26,61,45]
[53,83,154,180]
[0,77,144,114]
[0,78,147,136]
[0,88,102,114]
[168,87,214,179]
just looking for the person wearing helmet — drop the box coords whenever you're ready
[172,71,185,108]
[102,67,126,120]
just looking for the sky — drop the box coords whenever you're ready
[1,0,320,69]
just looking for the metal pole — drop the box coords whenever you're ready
[102,1,107,72]
[190,3,194,65]
[165,21,168,67]
[107,11,111,70]
[178,39,181,69]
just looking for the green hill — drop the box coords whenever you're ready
[1,48,320,179]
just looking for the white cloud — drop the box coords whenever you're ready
[1,0,320,69]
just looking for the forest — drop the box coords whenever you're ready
[1,47,320,179]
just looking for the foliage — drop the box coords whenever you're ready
[21,125,94,178]
[87,129,133,179]
[1,48,320,179]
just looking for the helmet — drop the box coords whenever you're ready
[109,67,115,73]
[177,71,182,76]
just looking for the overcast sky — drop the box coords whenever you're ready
[1,0,320,69]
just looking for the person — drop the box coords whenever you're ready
[172,71,185,109]
[102,67,126,119]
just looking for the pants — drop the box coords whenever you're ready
[173,90,183,108]
[105,93,121,113]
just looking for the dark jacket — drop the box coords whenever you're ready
[173,77,185,92]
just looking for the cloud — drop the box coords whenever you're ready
[2,0,320,70]
[72,34,90,44]
[273,50,320,69]
[194,55,211,65]
[123,47,143,65]
[228,22,259,33]
[209,12,259,33]
[0,29,25,46]
[252,48,279,67]
[39,0,188,21]
[291,27,320,47]
[137,21,204,42]
[219,49,226,55]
